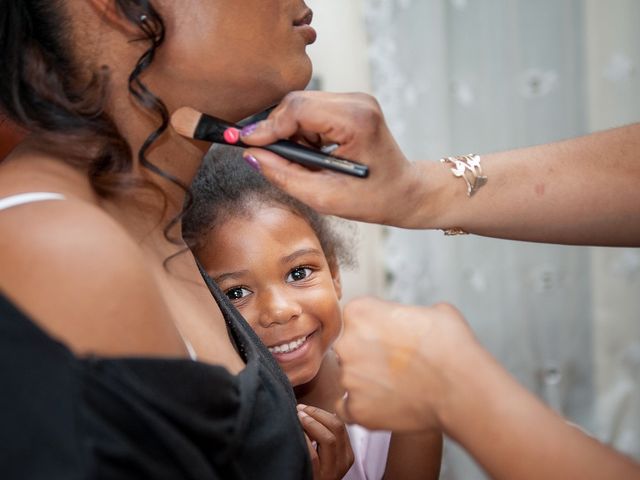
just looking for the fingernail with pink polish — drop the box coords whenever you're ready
[240,123,259,137]
[243,155,261,172]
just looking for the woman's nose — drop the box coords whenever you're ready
[258,288,302,328]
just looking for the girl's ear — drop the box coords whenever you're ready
[331,263,343,301]
[87,0,143,35]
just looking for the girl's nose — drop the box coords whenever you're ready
[258,288,302,328]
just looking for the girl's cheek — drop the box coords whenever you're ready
[242,310,263,334]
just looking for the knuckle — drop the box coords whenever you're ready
[323,434,337,448]
[270,111,290,138]
[352,97,383,128]
[326,415,343,430]
[352,92,378,107]
[281,91,307,112]
[433,302,458,315]
[268,167,290,190]
[365,93,383,111]
[305,405,320,416]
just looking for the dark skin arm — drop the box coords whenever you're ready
[383,431,442,480]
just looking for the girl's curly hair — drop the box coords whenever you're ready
[183,146,354,271]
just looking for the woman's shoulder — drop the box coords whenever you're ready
[0,191,185,358]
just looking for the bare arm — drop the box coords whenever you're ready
[0,198,187,358]
[334,298,640,480]
[383,431,442,480]
[439,333,640,480]
[239,92,640,246]
[414,123,640,246]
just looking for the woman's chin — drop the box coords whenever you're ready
[295,59,314,90]
[274,60,314,98]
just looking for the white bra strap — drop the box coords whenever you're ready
[174,326,198,361]
[184,339,198,361]
[0,192,66,211]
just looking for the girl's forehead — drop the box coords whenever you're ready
[216,205,321,249]
[236,204,313,233]
[202,208,328,271]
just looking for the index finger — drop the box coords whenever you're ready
[240,91,377,147]
[299,404,349,434]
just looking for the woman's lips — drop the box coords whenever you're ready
[293,9,313,27]
[295,25,317,45]
[293,9,317,45]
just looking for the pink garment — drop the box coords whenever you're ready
[342,424,392,480]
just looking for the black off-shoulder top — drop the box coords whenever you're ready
[0,277,311,479]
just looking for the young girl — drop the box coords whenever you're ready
[184,148,443,480]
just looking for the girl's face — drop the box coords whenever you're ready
[198,206,342,386]
[152,0,316,121]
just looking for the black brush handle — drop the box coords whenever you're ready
[264,141,369,178]
[195,112,369,178]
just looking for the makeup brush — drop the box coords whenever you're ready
[171,107,369,178]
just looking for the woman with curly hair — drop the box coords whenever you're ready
[0,1,320,478]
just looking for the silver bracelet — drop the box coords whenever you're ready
[439,154,487,236]
[440,153,488,197]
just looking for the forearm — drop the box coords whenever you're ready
[412,123,640,246]
[384,431,442,480]
[437,343,640,480]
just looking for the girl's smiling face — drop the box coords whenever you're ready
[198,205,343,386]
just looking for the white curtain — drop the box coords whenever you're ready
[362,1,640,478]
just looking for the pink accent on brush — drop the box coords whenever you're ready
[223,127,241,145]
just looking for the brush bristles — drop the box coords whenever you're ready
[170,107,202,139]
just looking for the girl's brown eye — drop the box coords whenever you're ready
[226,287,252,300]
[287,267,312,283]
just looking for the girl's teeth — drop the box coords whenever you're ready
[269,335,308,355]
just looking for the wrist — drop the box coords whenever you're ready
[401,160,456,229]
[430,334,493,434]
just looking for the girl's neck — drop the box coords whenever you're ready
[294,350,344,412]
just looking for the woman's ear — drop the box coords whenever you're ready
[87,0,143,36]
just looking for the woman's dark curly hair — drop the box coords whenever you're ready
[0,0,189,238]
[183,146,353,271]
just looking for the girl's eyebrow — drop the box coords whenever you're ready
[280,248,323,265]
[214,270,250,283]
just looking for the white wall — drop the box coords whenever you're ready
[306,0,385,302]
[306,0,373,93]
